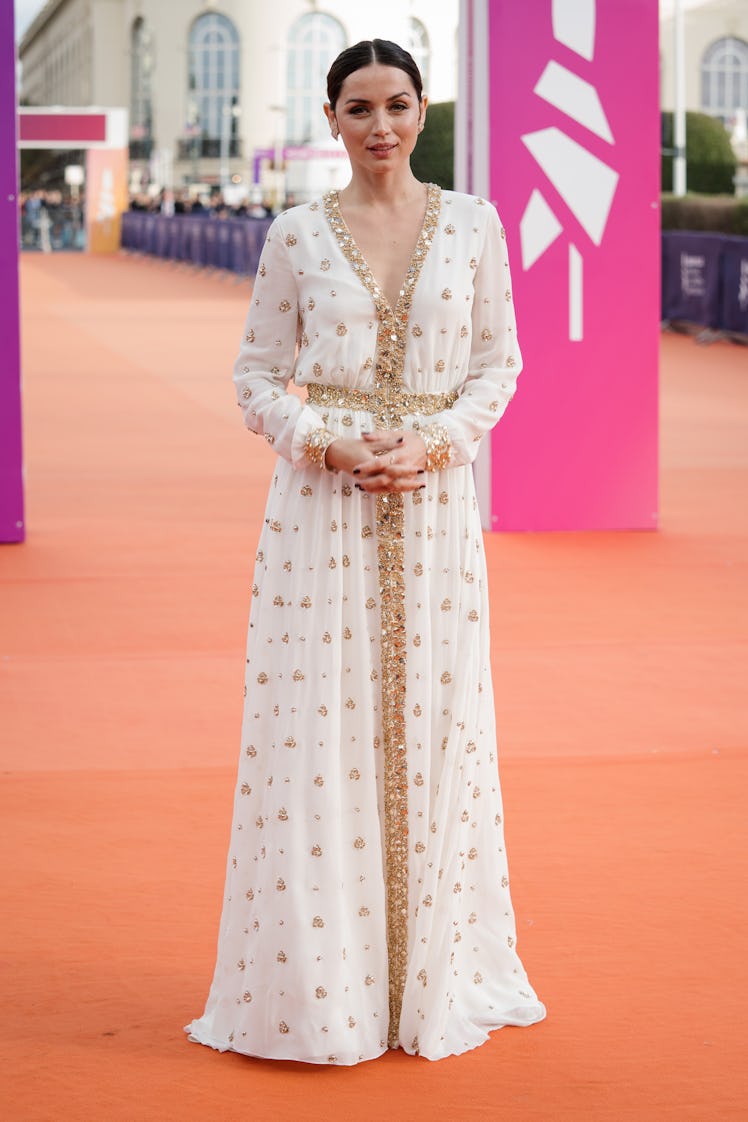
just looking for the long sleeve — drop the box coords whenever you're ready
[232,214,329,468]
[426,202,522,468]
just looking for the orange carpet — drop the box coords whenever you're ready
[1,253,746,1121]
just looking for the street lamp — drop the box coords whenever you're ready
[220,96,240,193]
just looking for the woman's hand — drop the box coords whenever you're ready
[325,429,427,493]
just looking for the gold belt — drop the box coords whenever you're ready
[306,382,458,416]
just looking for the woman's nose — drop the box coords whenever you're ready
[371,110,389,135]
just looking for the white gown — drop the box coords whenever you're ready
[185,185,545,1064]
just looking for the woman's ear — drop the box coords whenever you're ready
[417,96,429,133]
[323,103,339,139]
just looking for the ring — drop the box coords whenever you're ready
[389,455,395,465]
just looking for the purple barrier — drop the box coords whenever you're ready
[721,238,748,335]
[662,232,725,329]
[216,222,232,270]
[120,213,275,276]
[230,221,249,274]
[155,215,170,258]
[245,221,266,275]
[120,211,135,248]
[203,220,219,268]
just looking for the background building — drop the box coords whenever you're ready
[19,0,459,202]
[660,0,748,159]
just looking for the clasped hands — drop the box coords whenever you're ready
[324,430,427,493]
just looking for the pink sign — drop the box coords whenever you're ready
[485,0,659,530]
[0,2,23,542]
[19,112,107,144]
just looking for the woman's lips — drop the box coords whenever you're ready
[368,144,396,155]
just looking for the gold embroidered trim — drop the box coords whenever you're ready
[420,423,452,471]
[306,383,458,417]
[324,183,442,1048]
[303,427,337,470]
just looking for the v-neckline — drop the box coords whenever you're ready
[324,184,442,322]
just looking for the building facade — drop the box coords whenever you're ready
[19,0,459,201]
[660,0,748,158]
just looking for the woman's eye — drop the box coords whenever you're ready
[391,103,407,112]
[349,106,367,115]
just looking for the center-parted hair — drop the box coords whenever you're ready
[326,39,424,110]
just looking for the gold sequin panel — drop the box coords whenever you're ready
[325,184,442,1047]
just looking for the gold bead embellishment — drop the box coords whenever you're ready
[284,233,297,247]
[306,383,457,417]
[421,423,452,472]
[304,427,337,470]
[324,181,442,1048]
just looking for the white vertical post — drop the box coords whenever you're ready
[220,101,230,191]
[454,0,471,193]
[569,244,583,342]
[673,0,687,196]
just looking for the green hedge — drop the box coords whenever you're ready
[411,101,454,191]
[661,194,748,236]
[661,111,737,195]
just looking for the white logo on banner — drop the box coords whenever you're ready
[519,0,619,341]
[97,169,116,223]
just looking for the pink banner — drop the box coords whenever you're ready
[19,112,107,144]
[487,0,659,530]
[0,2,24,542]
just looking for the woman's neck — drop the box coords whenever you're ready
[339,167,424,210]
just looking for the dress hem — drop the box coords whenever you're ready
[184,1002,546,1065]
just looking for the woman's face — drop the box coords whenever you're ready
[325,63,426,174]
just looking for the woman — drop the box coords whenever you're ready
[186,38,545,1065]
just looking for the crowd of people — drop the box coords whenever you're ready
[128,188,280,220]
[19,189,84,251]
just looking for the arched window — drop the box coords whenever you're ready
[407,17,430,93]
[286,13,346,145]
[188,12,240,155]
[701,36,748,124]
[130,18,154,158]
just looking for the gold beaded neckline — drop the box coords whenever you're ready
[323,184,442,321]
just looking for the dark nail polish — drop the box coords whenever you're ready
[397,437,404,444]
[417,470,425,475]
[353,468,360,475]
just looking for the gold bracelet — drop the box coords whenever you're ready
[420,423,452,472]
[304,427,337,471]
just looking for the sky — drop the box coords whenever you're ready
[13,0,715,42]
[14,0,48,41]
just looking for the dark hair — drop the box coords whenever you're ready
[326,39,423,110]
